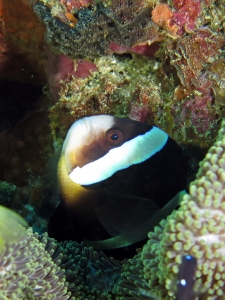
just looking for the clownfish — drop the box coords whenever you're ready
[56,115,187,249]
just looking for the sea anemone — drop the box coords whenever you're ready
[0,227,70,299]
[0,204,122,299]
[142,118,225,299]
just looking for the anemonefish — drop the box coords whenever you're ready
[57,115,187,249]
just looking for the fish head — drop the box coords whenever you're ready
[61,114,152,174]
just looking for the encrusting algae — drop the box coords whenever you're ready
[49,56,164,138]
[33,0,159,58]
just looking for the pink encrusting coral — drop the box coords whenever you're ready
[167,29,225,88]
[170,0,201,35]
[169,76,221,147]
[151,0,201,36]
[175,94,216,136]
[46,51,97,102]
[151,4,179,37]
[129,104,150,122]
[60,0,93,10]
[129,92,151,122]
[109,42,160,58]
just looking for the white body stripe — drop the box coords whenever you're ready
[69,126,168,185]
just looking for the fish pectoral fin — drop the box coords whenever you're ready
[94,193,160,248]
[92,191,184,249]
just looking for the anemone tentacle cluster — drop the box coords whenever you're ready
[41,236,122,299]
[0,225,122,299]
[0,228,70,299]
[116,251,156,299]
[142,118,225,299]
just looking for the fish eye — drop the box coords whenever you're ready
[111,133,119,141]
[106,129,123,145]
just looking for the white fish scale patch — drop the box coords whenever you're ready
[69,126,168,185]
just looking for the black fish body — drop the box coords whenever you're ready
[56,115,187,249]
